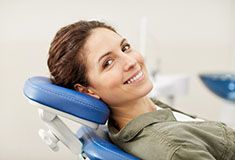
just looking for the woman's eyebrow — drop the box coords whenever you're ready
[97,38,126,63]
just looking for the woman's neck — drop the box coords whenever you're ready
[109,96,156,130]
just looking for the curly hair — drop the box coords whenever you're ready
[47,20,116,89]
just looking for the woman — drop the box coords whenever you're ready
[47,20,235,160]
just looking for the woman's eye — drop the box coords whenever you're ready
[122,43,131,52]
[102,59,113,69]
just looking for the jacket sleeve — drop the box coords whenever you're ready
[171,145,216,160]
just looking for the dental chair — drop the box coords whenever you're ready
[23,76,140,160]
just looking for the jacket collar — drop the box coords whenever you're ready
[108,108,176,142]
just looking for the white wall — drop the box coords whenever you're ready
[232,0,235,69]
[0,0,234,159]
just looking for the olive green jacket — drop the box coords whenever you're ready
[108,100,235,160]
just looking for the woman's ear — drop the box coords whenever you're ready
[74,83,100,99]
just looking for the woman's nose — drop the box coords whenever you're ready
[122,54,137,71]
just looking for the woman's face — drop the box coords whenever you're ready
[83,28,153,106]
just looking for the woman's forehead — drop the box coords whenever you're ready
[84,28,122,60]
[86,28,121,51]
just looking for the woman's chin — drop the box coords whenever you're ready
[144,80,154,95]
[135,80,153,98]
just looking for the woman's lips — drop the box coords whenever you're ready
[124,70,144,85]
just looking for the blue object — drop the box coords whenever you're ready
[23,76,110,124]
[77,126,140,160]
[199,73,235,102]
[23,76,140,160]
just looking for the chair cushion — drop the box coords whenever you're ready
[77,126,140,160]
[23,76,110,124]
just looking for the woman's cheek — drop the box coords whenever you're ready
[104,71,122,88]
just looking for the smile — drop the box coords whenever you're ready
[124,70,144,85]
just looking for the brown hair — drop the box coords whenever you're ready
[47,20,116,89]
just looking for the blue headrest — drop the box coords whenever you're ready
[23,76,110,124]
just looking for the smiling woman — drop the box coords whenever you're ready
[80,27,153,109]
[47,20,235,160]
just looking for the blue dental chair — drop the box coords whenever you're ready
[199,73,235,102]
[23,76,140,160]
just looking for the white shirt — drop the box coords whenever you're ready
[156,106,204,122]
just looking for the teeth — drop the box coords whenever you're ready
[125,71,143,84]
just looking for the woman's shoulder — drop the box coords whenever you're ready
[109,113,229,160]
